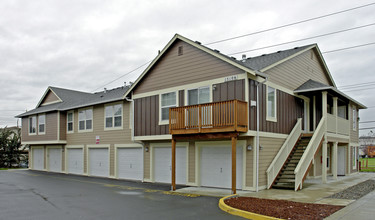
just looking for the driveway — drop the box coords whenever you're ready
[0,170,240,220]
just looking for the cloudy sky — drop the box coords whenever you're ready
[0,0,374,135]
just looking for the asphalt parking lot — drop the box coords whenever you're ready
[0,170,240,220]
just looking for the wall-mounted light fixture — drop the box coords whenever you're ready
[259,145,263,150]
[247,145,252,151]
[145,146,149,152]
[212,85,217,90]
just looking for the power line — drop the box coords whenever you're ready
[227,23,375,55]
[90,59,153,92]
[322,42,375,54]
[340,85,375,92]
[339,81,375,89]
[360,121,375,124]
[359,127,375,130]
[205,2,375,45]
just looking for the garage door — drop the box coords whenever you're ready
[67,148,84,175]
[200,145,243,189]
[89,148,109,177]
[48,148,62,172]
[33,148,44,170]
[154,147,186,184]
[117,148,143,181]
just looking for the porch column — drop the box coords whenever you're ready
[231,135,237,194]
[333,97,338,134]
[332,142,338,180]
[322,91,328,183]
[172,138,176,191]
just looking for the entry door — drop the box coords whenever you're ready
[338,146,346,175]
[154,147,187,184]
[48,148,62,172]
[200,145,243,189]
[89,148,109,177]
[33,148,44,170]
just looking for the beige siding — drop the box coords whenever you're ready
[245,137,254,188]
[110,144,115,176]
[188,141,195,183]
[259,137,286,187]
[60,113,66,140]
[134,40,244,95]
[265,49,332,90]
[314,147,323,176]
[21,112,58,142]
[84,145,87,174]
[143,142,150,179]
[61,145,65,172]
[66,102,132,145]
[349,104,359,143]
[41,91,59,105]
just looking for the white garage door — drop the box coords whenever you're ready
[67,148,84,175]
[48,148,62,172]
[154,147,186,184]
[89,148,109,177]
[117,148,143,181]
[33,148,44,170]
[200,145,243,189]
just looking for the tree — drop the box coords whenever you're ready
[0,127,22,168]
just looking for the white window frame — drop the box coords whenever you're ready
[353,146,357,169]
[352,105,357,131]
[187,86,210,106]
[104,102,123,130]
[266,86,277,122]
[78,108,93,132]
[67,111,74,133]
[28,116,37,135]
[38,114,46,135]
[159,91,178,125]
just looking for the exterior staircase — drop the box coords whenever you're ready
[272,135,312,189]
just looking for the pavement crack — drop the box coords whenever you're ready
[31,189,59,209]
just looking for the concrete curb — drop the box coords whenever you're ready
[218,195,282,220]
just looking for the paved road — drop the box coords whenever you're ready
[0,170,240,220]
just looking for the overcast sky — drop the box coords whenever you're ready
[0,0,374,135]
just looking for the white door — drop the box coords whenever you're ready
[154,147,186,184]
[67,148,84,175]
[117,148,143,181]
[33,148,44,170]
[89,148,109,177]
[48,148,62,172]
[338,146,346,175]
[200,145,243,189]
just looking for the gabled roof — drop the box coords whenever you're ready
[16,86,130,117]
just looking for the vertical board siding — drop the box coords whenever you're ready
[21,112,58,142]
[134,40,244,95]
[248,79,304,134]
[213,79,245,102]
[265,49,332,91]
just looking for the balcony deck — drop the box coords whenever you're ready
[169,100,248,135]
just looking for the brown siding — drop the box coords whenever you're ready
[179,90,184,107]
[265,49,332,90]
[134,95,169,136]
[21,112,58,142]
[66,102,132,145]
[213,79,245,102]
[134,40,245,94]
[60,113,66,140]
[41,91,59,105]
[248,79,304,134]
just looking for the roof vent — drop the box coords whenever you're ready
[277,51,281,53]
[231,56,237,60]
[195,41,201,45]
[214,49,220,53]
[261,54,266,56]
[104,88,107,93]
[294,47,299,49]
[242,54,246,62]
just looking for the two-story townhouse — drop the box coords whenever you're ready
[17,86,143,180]
[123,34,365,193]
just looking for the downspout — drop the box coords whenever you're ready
[255,71,268,192]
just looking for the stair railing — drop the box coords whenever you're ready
[294,117,325,191]
[266,118,302,189]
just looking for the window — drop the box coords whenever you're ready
[353,146,357,169]
[188,87,210,105]
[78,109,93,131]
[29,116,36,134]
[38,115,45,134]
[67,112,74,133]
[267,86,276,121]
[352,106,357,130]
[161,92,176,121]
[105,104,122,129]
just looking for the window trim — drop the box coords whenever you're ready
[67,111,74,134]
[38,114,46,135]
[266,85,277,122]
[78,107,93,133]
[353,146,357,169]
[159,91,178,125]
[28,116,37,135]
[104,102,123,131]
[352,105,357,131]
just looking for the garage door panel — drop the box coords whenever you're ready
[89,148,109,177]
[67,148,84,175]
[201,146,243,189]
[154,147,186,184]
[33,148,44,170]
[48,148,62,172]
[117,148,143,181]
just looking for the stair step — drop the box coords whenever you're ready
[273,183,295,190]
[279,174,295,179]
[282,171,294,175]
[277,178,295,183]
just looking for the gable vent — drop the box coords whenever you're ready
[178,46,183,56]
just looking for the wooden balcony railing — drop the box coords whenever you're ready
[169,100,248,135]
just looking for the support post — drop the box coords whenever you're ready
[172,138,176,191]
[322,140,328,183]
[231,135,237,194]
[333,97,338,134]
[333,142,338,180]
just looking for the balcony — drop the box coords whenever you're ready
[327,113,349,136]
[169,100,248,135]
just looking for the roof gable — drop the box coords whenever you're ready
[37,87,62,107]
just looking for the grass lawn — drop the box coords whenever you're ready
[0,168,9,170]
[360,158,375,172]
